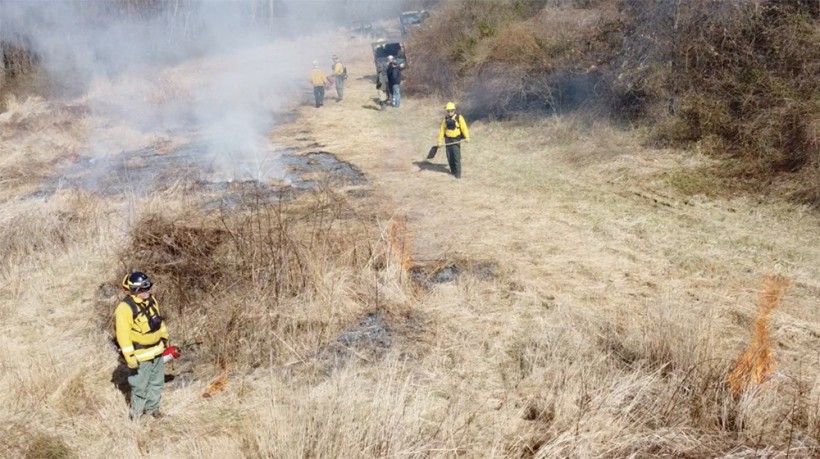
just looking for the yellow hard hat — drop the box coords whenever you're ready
[445,102,456,111]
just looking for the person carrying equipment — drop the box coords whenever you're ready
[376,62,389,110]
[310,61,328,108]
[437,102,470,178]
[386,55,402,107]
[115,271,177,419]
[331,55,347,101]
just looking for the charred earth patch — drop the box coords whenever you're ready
[33,143,367,209]
[410,259,500,290]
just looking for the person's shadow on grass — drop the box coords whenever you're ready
[413,160,452,175]
[111,363,132,405]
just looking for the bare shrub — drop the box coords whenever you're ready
[0,39,44,104]
[410,0,819,203]
[109,190,392,371]
[603,0,819,203]
[407,1,619,117]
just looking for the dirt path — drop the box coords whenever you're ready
[278,37,820,371]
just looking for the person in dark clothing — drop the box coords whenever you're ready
[386,55,402,108]
[376,63,389,110]
[437,102,470,178]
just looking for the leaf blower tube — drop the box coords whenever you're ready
[161,345,181,363]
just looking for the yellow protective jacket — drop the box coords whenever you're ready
[333,62,345,77]
[115,294,169,368]
[310,68,327,87]
[438,113,470,145]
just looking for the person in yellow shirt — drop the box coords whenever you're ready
[115,271,170,419]
[310,60,328,108]
[331,55,347,101]
[437,102,470,178]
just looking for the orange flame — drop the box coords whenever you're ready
[726,275,790,396]
[202,368,229,398]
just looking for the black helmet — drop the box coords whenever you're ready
[122,271,153,293]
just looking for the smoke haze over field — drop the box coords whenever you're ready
[0,0,415,181]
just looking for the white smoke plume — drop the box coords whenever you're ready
[0,0,415,184]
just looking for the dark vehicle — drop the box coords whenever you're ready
[399,10,429,36]
[371,40,406,72]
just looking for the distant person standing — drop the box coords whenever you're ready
[310,61,327,108]
[437,102,470,178]
[331,55,347,101]
[386,55,402,108]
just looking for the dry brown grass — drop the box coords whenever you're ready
[407,0,820,205]
[0,95,87,200]
[0,24,818,458]
[105,189,383,371]
[281,44,820,455]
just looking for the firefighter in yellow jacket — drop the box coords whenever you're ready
[310,60,328,108]
[331,55,346,101]
[115,271,170,419]
[437,102,470,178]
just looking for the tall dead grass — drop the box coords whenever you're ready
[408,0,820,205]
[0,191,101,271]
[0,39,45,103]
[102,189,407,373]
[1,8,818,456]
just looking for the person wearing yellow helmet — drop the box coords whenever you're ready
[310,60,328,108]
[115,271,172,419]
[437,102,470,178]
[331,55,347,101]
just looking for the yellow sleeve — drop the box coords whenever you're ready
[459,115,470,140]
[114,303,137,367]
[438,120,445,145]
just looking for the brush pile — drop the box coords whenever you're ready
[108,191,387,371]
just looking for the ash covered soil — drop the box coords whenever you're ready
[32,141,367,209]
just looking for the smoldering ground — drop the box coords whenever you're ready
[0,0,414,187]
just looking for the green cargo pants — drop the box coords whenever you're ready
[128,357,165,419]
[445,139,462,178]
[335,75,345,100]
[313,86,325,107]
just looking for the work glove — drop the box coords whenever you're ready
[125,355,138,370]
